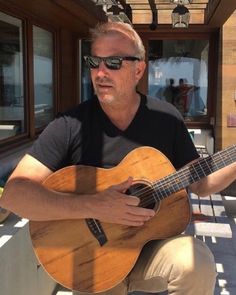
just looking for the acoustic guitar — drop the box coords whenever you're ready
[29,145,236,293]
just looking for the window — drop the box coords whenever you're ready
[33,26,54,128]
[0,12,24,140]
[0,11,56,148]
[148,39,209,122]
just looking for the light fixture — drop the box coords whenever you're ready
[107,12,132,24]
[170,0,192,4]
[107,5,132,24]
[171,4,190,28]
[95,0,118,5]
[94,0,132,24]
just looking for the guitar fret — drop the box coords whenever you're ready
[198,161,207,177]
[193,162,205,178]
[200,157,215,175]
[191,164,202,181]
[206,158,214,173]
[151,183,160,202]
[219,152,227,166]
[227,148,235,162]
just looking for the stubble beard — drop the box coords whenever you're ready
[94,83,117,105]
[97,94,116,105]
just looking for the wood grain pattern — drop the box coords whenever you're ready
[29,146,191,293]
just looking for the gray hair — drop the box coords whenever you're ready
[90,22,145,60]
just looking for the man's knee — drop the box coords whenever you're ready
[145,236,216,278]
[165,236,216,280]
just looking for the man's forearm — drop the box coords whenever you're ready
[0,177,90,221]
[0,177,155,226]
[189,162,236,197]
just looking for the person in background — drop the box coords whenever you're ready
[176,78,196,116]
[1,21,236,295]
[163,78,177,104]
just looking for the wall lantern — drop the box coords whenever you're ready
[170,0,192,4]
[95,0,118,5]
[171,4,190,28]
[95,0,131,24]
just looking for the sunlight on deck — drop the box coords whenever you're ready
[0,235,12,247]
[14,218,28,228]
[216,263,224,273]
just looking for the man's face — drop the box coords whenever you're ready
[90,33,145,105]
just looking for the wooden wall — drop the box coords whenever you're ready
[215,11,236,150]
[58,29,78,111]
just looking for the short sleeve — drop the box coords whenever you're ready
[28,115,70,171]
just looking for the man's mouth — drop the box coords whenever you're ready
[97,83,112,87]
[96,84,113,90]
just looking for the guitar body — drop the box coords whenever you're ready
[29,146,191,293]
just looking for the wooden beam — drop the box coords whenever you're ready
[55,0,107,26]
[132,9,205,24]
[0,0,90,34]
[206,0,236,27]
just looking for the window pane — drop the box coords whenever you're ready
[33,26,54,128]
[148,40,209,121]
[0,12,24,140]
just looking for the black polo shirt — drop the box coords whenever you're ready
[29,94,199,171]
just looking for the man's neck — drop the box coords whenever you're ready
[100,93,141,131]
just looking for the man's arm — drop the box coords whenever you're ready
[189,161,236,197]
[0,154,155,225]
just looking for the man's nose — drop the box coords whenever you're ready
[96,61,108,76]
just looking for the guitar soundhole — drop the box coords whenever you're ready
[126,182,159,210]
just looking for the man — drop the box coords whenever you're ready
[1,22,236,295]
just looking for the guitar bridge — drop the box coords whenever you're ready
[85,218,108,246]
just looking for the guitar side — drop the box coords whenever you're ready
[29,146,191,293]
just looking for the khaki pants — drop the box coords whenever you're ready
[76,235,217,295]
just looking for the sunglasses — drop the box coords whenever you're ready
[84,55,140,70]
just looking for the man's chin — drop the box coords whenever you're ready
[97,94,115,104]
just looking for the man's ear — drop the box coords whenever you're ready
[135,61,146,81]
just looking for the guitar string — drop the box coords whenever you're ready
[137,148,234,199]
[127,146,236,208]
[138,148,236,207]
[137,162,230,208]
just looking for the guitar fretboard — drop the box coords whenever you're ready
[151,144,236,201]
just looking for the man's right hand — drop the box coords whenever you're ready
[86,177,155,227]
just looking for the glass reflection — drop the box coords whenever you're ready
[0,12,24,140]
[148,40,209,121]
[33,26,54,128]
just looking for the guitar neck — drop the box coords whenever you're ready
[152,144,236,200]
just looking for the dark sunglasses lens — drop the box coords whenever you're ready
[86,56,99,68]
[85,56,123,70]
[105,57,122,70]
